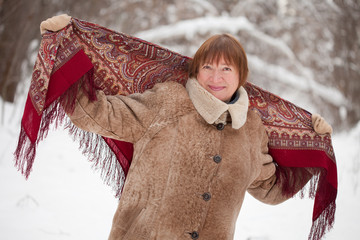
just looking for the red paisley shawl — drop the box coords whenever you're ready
[14,18,337,240]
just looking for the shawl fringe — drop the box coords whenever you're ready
[276,166,336,240]
[14,68,126,197]
[65,123,126,197]
[14,17,337,239]
[14,126,36,179]
[308,201,336,240]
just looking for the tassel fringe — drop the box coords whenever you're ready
[276,166,336,240]
[14,127,36,179]
[308,200,336,240]
[14,69,126,197]
[65,123,126,197]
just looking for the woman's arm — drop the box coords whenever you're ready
[68,83,168,143]
[246,128,312,205]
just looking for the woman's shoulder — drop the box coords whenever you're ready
[245,109,267,132]
[247,109,263,123]
[152,81,194,115]
[149,81,189,101]
[152,81,187,93]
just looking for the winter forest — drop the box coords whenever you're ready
[0,0,359,239]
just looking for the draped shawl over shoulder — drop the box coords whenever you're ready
[14,18,337,240]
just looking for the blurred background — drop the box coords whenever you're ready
[0,0,359,239]
[1,0,359,129]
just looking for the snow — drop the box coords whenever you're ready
[247,54,347,108]
[136,15,255,42]
[189,0,218,16]
[238,123,360,240]
[1,5,359,239]
[0,86,359,240]
[0,110,117,239]
[136,14,296,62]
[135,14,348,114]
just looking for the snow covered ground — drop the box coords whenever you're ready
[1,1,359,239]
[0,92,359,240]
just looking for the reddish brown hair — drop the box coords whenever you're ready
[188,34,249,87]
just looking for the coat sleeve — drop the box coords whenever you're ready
[246,127,312,205]
[67,83,170,143]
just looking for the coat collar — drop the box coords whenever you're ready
[186,78,249,129]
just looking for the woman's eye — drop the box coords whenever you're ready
[224,67,232,71]
[202,65,211,69]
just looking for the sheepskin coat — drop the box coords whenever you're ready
[69,78,289,240]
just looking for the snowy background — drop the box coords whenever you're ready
[1,106,360,240]
[1,0,359,239]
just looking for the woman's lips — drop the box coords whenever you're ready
[208,85,225,91]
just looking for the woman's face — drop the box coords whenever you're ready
[197,57,240,102]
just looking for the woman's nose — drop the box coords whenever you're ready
[212,69,223,82]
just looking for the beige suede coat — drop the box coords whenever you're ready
[69,78,290,240]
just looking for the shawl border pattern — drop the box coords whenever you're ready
[14,18,337,240]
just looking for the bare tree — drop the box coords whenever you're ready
[0,0,359,129]
[0,0,113,102]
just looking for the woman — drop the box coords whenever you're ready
[41,15,332,240]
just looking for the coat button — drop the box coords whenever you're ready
[213,155,222,163]
[202,192,211,201]
[216,123,225,130]
[190,231,199,239]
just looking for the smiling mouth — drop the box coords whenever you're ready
[209,85,225,91]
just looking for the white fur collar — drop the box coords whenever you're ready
[186,78,249,129]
